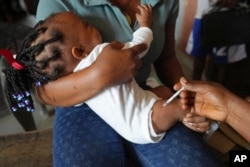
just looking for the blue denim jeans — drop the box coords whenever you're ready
[53,104,222,167]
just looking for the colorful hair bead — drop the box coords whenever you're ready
[26,106,34,112]
[17,94,24,101]
[25,91,31,96]
[12,94,17,99]
[11,106,18,112]
[35,81,41,87]
[18,102,24,108]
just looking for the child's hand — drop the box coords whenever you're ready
[136,4,152,28]
[182,109,211,133]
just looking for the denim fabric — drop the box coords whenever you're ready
[131,123,222,167]
[53,104,126,167]
[53,104,222,167]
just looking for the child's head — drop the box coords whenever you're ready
[1,12,102,112]
[32,11,102,78]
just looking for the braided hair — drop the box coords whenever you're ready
[4,15,65,113]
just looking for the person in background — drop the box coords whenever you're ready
[186,0,248,89]
[178,77,250,142]
[34,0,223,166]
[185,0,211,80]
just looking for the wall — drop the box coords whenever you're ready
[176,0,197,51]
[174,0,197,79]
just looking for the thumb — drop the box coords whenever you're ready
[109,41,125,49]
[129,43,147,57]
[180,77,204,93]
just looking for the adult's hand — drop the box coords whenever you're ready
[93,41,146,87]
[179,77,250,142]
[179,77,230,122]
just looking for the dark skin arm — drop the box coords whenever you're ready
[154,23,183,88]
[35,41,146,106]
[179,77,250,142]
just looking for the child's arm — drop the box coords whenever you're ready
[123,4,153,58]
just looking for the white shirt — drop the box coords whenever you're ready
[74,27,165,144]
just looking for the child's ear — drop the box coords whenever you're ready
[72,47,87,59]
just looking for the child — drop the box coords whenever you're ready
[1,5,209,143]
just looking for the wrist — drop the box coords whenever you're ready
[224,90,244,124]
[226,92,246,125]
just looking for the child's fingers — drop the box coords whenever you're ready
[183,118,210,132]
[190,121,210,129]
[141,4,152,10]
[183,112,195,122]
[137,4,152,13]
[182,121,200,132]
[192,122,210,133]
[192,115,207,123]
[145,4,152,12]
[183,120,210,133]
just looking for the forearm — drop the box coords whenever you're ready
[151,99,181,133]
[155,56,184,88]
[35,66,108,106]
[154,23,184,88]
[226,94,250,142]
[35,41,145,106]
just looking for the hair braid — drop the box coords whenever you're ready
[4,19,63,113]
